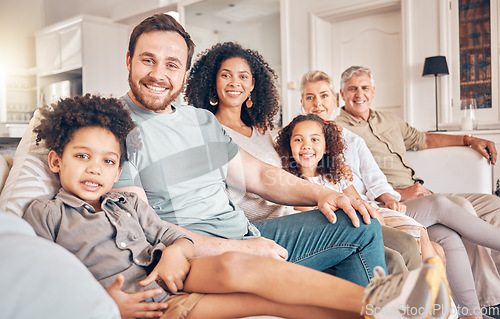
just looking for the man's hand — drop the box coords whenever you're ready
[317,192,377,227]
[384,199,407,214]
[238,237,289,260]
[469,136,497,165]
[395,183,432,201]
[106,274,167,319]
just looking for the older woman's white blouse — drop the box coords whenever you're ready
[341,127,401,202]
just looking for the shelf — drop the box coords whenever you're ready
[461,80,491,86]
[0,137,21,145]
[6,87,37,92]
[460,44,491,51]
[38,68,83,80]
[7,109,35,113]
[1,69,37,124]
[459,16,490,23]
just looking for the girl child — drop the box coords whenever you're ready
[275,114,443,262]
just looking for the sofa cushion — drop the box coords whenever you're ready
[0,109,60,217]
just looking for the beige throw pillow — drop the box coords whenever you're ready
[0,109,60,217]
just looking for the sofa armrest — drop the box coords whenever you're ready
[405,146,492,194]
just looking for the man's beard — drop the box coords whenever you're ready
[128,73,182,113]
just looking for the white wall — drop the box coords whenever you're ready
[404,0,444,131]
[281,0,444,131]
[187,13,281,67]
[0,0,43,71]
[281,0,378,124]
[219,15,281,67]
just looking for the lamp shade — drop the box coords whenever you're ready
[422,56,449,77]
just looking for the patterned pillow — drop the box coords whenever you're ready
[0,109,60,217]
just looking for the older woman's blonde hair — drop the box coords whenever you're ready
[300,70,335,97]
[300,71,339,117]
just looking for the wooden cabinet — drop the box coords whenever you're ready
[35,15,129,107]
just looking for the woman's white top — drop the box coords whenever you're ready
[341,127,401,201]
[222,125,296,223]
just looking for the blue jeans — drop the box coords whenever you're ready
[254,209,386,287]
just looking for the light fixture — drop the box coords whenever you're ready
[422,56,449,131]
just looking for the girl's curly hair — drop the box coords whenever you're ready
[34,94,137,166]
[275,114,348,185]
[185,42,280,132]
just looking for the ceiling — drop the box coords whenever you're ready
[40,0,279,31]
[182,0,279,32]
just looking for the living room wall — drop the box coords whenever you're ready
[280,0,443,131]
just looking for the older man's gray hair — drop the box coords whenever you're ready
[340,66,375,90]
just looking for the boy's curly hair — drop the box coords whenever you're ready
[275,114,348,185]
[185,42,280,132]
[34,94,136,166]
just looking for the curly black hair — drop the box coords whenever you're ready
[275,114,348,185]
[34,94,137,166]
[185,42,280,132]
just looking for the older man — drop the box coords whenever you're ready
[336,65,500,311]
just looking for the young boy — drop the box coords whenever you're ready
[23,94,451,319]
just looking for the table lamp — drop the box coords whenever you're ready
[422,56,449,131]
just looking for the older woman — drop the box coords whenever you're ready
[301,70,500,319]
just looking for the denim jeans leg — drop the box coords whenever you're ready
[254,209,386,287]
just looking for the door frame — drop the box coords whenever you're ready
[308,0,412,122]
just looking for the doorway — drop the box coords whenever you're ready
[310,2,404,119]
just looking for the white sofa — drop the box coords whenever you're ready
[0,114,489,319]
[406,146,493,194]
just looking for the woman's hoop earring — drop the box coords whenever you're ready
[209,95,218,106]
[246,93,253,108]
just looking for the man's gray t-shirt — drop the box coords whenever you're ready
[115,94,260,239]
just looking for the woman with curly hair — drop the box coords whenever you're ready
[185,42,295,222]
